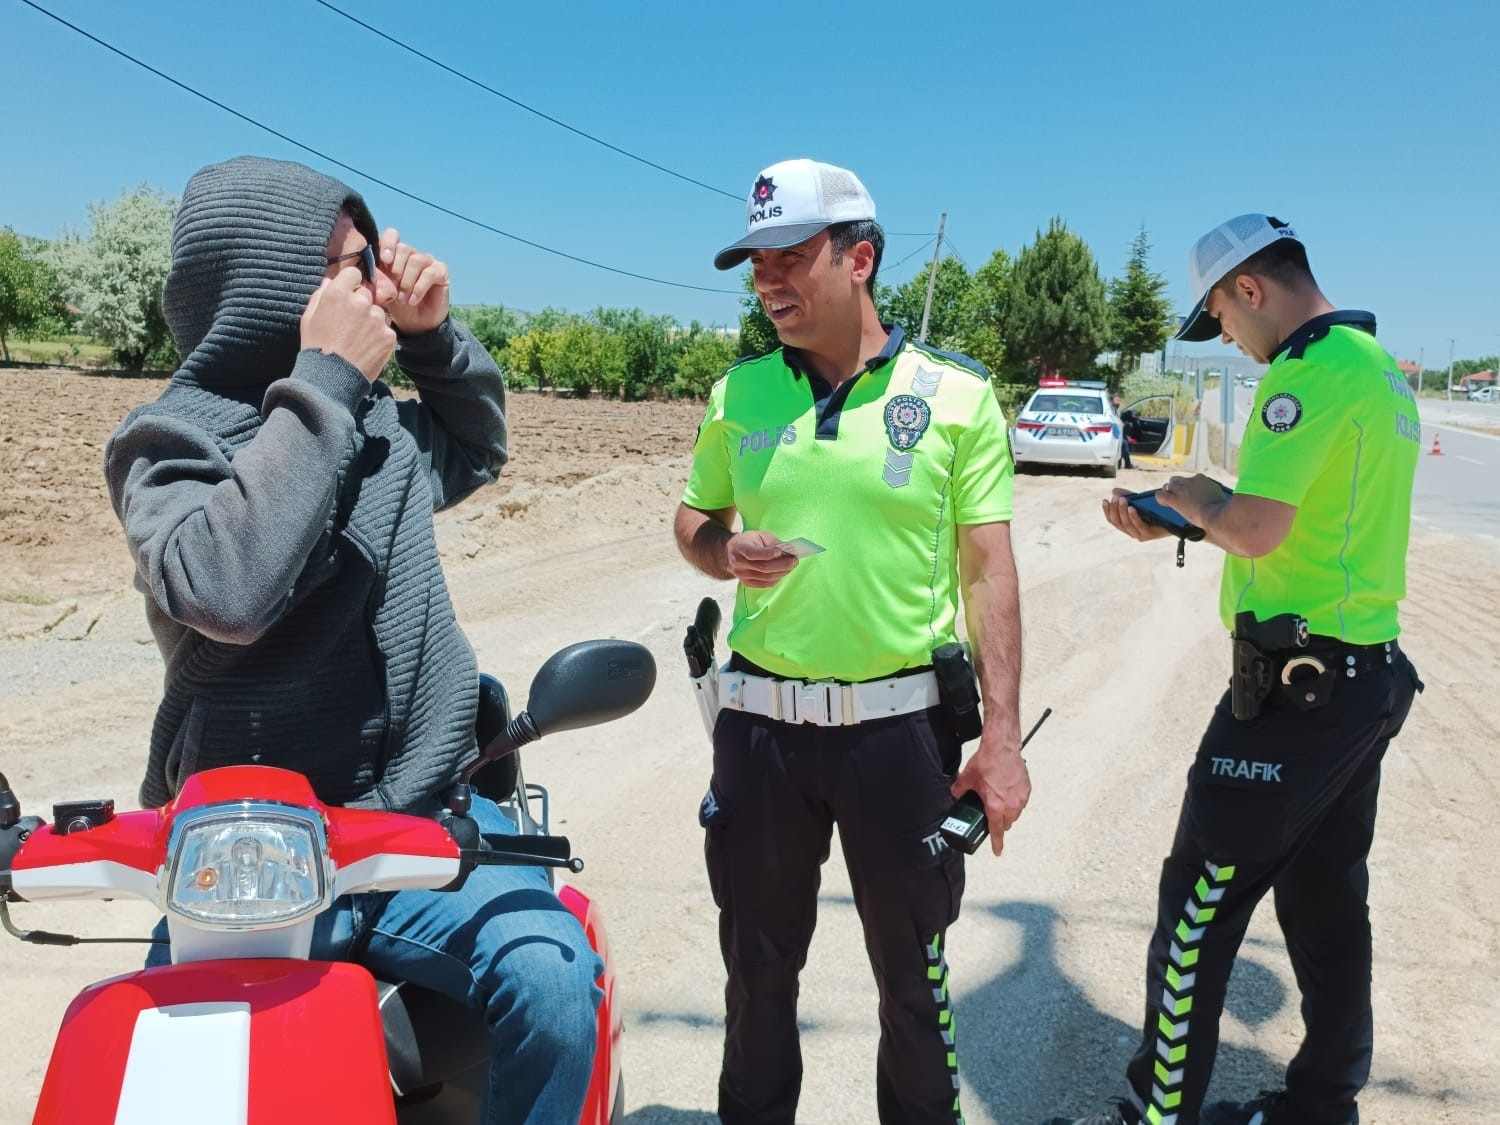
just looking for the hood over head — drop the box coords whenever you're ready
[162,155,378,385]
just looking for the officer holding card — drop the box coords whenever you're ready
[672,158,1027,1125]
[1054,216,1424,1125]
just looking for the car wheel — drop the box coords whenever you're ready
[1103,461,1118,479]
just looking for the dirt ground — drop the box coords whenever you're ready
[1,366,1497,1124]
[0,366,706,601]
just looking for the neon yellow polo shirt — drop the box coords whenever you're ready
[1223,312,1420,642]
[683,326,1013,680]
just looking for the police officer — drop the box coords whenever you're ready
[1049,215,1423,1125]
[673,158,1028,1125]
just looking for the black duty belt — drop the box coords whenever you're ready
[1230,612,1399,720]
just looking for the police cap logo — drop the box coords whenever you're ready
[752,175,776,205]
[884,394,931,451]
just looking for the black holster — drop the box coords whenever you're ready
[1230,637,1275,720]
[1230,612,1310,721]
[932,643,983,743]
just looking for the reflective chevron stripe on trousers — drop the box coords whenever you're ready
[1123,650,1419,1125]
[705,705,967,1124]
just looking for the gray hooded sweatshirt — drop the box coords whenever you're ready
[105,156,507,815]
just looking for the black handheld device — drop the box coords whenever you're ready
[1125,489,1208,541]
[939,707,1053,855]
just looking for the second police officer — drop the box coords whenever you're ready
[1051,215,1423,1125]
[673,158,1029,1125]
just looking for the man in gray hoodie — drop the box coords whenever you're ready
[105,155,600,1125]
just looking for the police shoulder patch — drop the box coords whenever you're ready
[884,394,931,451]
[1262,392,1302,433]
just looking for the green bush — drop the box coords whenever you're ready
[993,382,1033,421]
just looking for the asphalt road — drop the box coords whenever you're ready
[1200,383,1498,542]
[1412,418,1499,539]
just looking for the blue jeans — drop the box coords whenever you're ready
[148,796,603,1125]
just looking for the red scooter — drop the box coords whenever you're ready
[0,638,654,1125]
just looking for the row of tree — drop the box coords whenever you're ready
[0,186,176,369]
[1,187,1191,394]
[740,219,1174,393]
[459,305,738,400]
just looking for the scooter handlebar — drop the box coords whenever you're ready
[463,832,582,873]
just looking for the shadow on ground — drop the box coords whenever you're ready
[622,1109,718,1124]
[952,900,1288,1122]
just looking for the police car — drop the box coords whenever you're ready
[1010,379,1125,477]
[1010,379,1176,477]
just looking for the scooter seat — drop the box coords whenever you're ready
[377,978,489,1097]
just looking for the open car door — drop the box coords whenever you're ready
[1121,394,1175,457]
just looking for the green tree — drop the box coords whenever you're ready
[879,255,971,349]
[0,228,62,361]
[452,304,520,355]
[737,272,778,357]
[672,323,737,397]
[957,249,1011,375]
[1106,225,1173,390]
[545,321,627,399]
[52,185,178,371]
[593,307,675,400]
[525,306,574,334]
[503,328,549,390]
[1002,217,1110,378]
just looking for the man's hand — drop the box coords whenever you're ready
[1101,487,1175,542]
[950,729,1031,857]
[1155,473,1231,528]
[725,530,799,589]
[378,227,450,335]
[301,269,397,382]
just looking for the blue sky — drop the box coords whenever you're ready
[5,0,1498,367]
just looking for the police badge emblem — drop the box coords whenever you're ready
[884,394,931,451]
[1262,392,1302,433]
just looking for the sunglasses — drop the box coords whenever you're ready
[326,244,377,282]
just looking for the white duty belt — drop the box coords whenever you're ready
[718,668,941,727]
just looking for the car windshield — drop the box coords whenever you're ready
[1028,394,1104,414]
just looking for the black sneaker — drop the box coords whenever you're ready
[1200,1090,1296,1124]
[1042,1101,1135,1125]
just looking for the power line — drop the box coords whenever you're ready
[17,0,741,296]
[313,0,741,202]
[888,237,936,273]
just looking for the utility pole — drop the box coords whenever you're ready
[1447,338,1455,403]
[918,212,947,344]
[1416,346,1423,394]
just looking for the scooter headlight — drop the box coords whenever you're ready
[165,804,330,928]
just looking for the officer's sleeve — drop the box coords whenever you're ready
[952,384,1014,524]
[1234,363,1350,506]
[681,376,733,511]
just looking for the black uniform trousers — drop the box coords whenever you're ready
[1123,644,1420,1125]
[704,704,967,1125]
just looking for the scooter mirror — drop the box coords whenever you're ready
[526,640,656,736]
[462,641,658,786]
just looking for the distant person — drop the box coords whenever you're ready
[105,155,600,1125]
[1050,214,1423,1125]
[675,157,1028,1123]
[1112,393,1136,468]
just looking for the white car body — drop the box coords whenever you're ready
[1010,383,1122,477]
